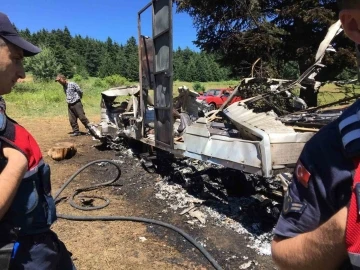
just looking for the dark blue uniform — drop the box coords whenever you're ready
[10,231,75,270]
[0,105,76,270]
[273,100,360,268]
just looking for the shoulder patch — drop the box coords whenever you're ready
[282,190,307,215]
[295,159,311,188]
[339,111,360,156]
[0,111,7,132]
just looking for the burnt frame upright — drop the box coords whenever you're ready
[138,0,174,149]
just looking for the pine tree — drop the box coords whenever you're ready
[195,54,209,82]
[123,37,138,81]
[209,60,221,81]
[185,58,197,82]
[68,48,88,77]
[62,26,72,49]
[115,47,126,77]
[106,37,115,56]
[98,52,117,78]
[85,39,101,76]
[53,44,74,78]
[19,28,31,41]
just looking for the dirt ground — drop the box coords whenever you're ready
[19,116,276,270]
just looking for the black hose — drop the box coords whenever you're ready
[54,160,121,211]
[54,159,223,270]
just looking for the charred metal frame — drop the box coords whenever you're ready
[128,5,344,179]
[138,0,174,148]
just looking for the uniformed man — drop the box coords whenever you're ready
[272,1,360,269]
[0,12,75,269]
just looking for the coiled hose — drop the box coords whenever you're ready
[54,159,223,270]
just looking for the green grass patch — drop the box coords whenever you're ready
[5,78,358,119]
[318,83,360,105]
[6,75,135,118]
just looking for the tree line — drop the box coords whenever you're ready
[18,27,231,82]
[176,0,357,81]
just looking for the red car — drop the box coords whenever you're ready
[197,88,242,111]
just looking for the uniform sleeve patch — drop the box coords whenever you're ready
[295,159,311,188]
[0,112,7,132]
[282,190,307,215]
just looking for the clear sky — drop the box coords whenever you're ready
[1,0,199,50]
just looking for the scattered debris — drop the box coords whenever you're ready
[139,237,147,242]
[239,261,253,269]
[225,255,238,261]
[125,149,134,157]
[97,162,108,167]
[154,170,276,256]
[188,209,206,224]
[180,205,196,215]
[186,220,198,226]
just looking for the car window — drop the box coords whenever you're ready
[214,90,221,96]
[207,90,215,96]
[223,92,230,97]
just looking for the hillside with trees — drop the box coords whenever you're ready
[18,27,231,82]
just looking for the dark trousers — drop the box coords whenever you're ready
[10,231,76,270]
[68,100,89,132]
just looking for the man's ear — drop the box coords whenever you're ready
[340,10,360,43]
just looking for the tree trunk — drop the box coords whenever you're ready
[48,142,77,161]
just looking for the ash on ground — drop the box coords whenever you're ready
[153,157,283,256]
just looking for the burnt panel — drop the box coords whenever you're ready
[153,0,169,36]
[152,0,173,148]
[154,33,169,73]
[140,36,155,90]
[155,109,172,146]
[154,73,171,108]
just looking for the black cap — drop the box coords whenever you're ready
[0,12,40,57]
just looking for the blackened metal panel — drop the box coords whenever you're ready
[154,33,169,73]
[138,2,152,138]
[153,0,173,148]
[140,36,155,90]
[154,73,171,107]
[153,0,169,37]
[155,109,172,146]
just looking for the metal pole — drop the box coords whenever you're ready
[138,1,152,15]
[138,1,153,137]
[168,0,174,148]
[138,12,145,137]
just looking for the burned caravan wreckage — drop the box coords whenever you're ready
[89,19,353,197]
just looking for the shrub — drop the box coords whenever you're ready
[76,67,89,79]
[25,46,61,81]
[193,82,205,92]
[104,75,129,87]
[13,82,37,93]
[282,61,300,79]
[335,68,357,81]
[73,74,83,82]
[93,78,108,89]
